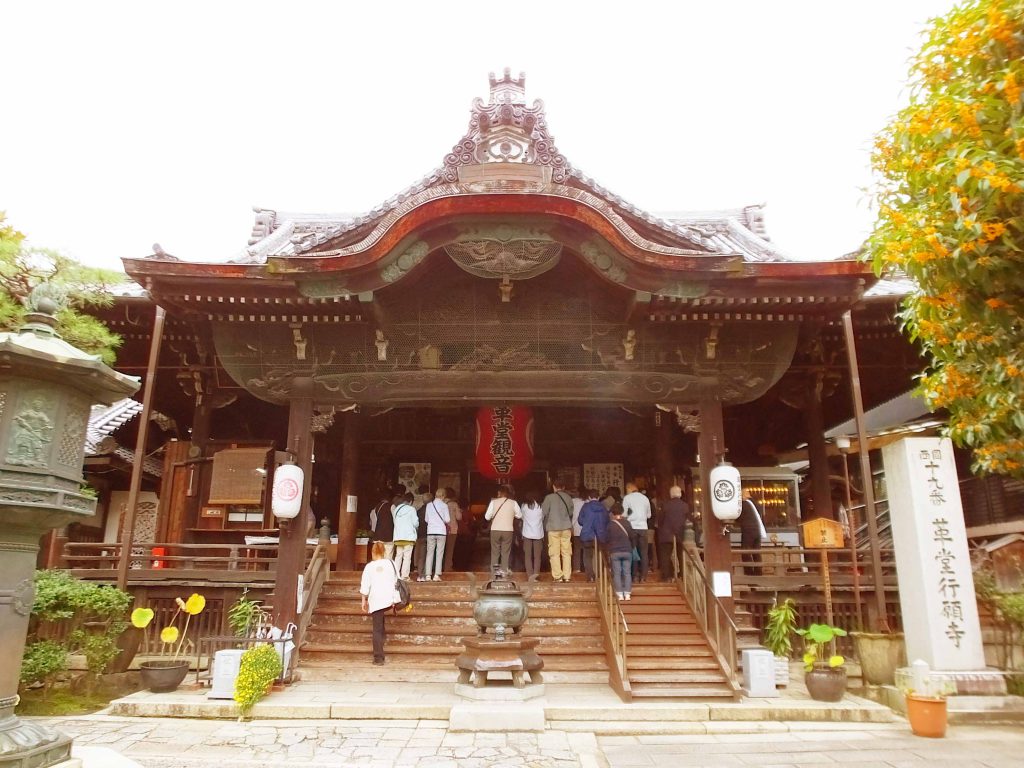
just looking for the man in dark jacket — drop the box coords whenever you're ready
[656,485,689,580]
[739,488,766,575]
[577,489,609,582]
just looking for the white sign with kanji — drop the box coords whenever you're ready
[882,437,985,670]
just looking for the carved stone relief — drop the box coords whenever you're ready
[6,390,55,468]
[57,400,89,468]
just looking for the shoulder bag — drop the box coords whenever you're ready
[612,519,642,563]
[390,560,411,612]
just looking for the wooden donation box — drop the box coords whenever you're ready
[801,518,845,550]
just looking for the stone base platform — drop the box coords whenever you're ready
[454,681,546,701]
[108,680,898,730]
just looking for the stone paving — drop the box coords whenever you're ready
[32,716,1024,768]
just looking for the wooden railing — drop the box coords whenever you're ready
[290,541,331,679]
[727,545,899,593]
[674,539,739,689]
[63,541,317,584]
[594,547,631,701]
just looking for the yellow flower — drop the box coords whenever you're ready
[131,607,155,629]
[160,626,180,644]
[184,594,206,615]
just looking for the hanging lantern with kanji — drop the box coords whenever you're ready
[475,406,535,480]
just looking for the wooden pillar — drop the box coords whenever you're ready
[272,387,314,629]
[697,398,734,614]
[190,396,214,452]
[806,372,835,519]
[336,410,361,570]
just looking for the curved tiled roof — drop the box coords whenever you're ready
[226,71,791,267]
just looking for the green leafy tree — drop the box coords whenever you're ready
[0,212,124,364]
[867,1,1024,477]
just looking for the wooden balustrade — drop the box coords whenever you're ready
[594,547,631,701]
[675,540,739,686]
[62,541,319,584]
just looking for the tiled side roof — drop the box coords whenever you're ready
[85,398,164,477]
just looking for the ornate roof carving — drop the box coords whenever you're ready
[138,73,812,273]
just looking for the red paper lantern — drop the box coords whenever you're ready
[475,406,535,480]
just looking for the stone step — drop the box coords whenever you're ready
[628,671,730,684]
[307,620,601,637]
[627,658,721,671]
[298,664,609,684]
[302,642,605,659]
[313,601,601,618]
[629,684,736,699]
[304,631,606,649]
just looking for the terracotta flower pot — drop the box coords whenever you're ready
[139,660,190,693]
[804,664,847,702]
[906,694,947,738]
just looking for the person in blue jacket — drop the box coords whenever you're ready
[577,488,610,582]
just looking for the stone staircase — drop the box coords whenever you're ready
[621,582,739,699]
[299,572,608,683]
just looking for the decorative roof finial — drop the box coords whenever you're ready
[488,68,526,105]
[21,282,65,335]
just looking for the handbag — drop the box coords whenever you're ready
[390,560,412,612]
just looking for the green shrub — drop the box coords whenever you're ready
[21,570,133,689]
[20,640,68,688]
[234,644,283,717]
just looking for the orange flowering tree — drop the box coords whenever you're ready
[868,0,1024,477]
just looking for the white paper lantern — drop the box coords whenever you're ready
[709,461,742,522]
[272,463,304,519]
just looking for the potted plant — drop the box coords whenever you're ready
[355,528,372,566]
[233,642,283,720]
[763,597,798,687]
[899,665,955,738]
[850,630,906,686]
[131,592,206,692]
[227,590,271,639]
[795,622,848,702]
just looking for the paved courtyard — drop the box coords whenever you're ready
[34,716,1024,768]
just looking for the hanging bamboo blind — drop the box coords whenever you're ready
[208,447,270,505]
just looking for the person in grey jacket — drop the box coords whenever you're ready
[541,480,574,582]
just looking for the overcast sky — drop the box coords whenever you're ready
[3,0,954,272]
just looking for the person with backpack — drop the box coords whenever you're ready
[391,493,419,580]
[578,488,609,582]
[542,480,575,582]
[422,488,450,581]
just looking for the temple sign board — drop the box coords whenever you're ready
[882,437,985,671]
[801,518,844,549]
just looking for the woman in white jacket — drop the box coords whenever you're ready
[360,541,398,665]
[391,492,419,580]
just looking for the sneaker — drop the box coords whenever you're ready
[416,577,425,582]
[372,659,385,666]
[624,593,632,601]
[617,592,624,600]
[432,575,441,581]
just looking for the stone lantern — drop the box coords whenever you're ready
[0,286,139,767]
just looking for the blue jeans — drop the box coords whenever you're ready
[611,552,632,595]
